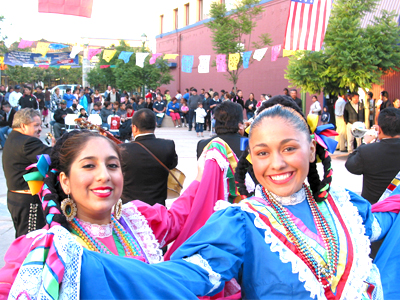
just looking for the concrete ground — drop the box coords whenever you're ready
[0,126,362,268]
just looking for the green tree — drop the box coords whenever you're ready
[285,0,400,95]
[206,0,272,92]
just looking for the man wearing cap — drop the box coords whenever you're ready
[3,108,54,237]
[53,100,74,138]
[9,85,22,111]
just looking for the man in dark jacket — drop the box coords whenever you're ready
[0,102,16,148]
[197,101,244,159]
[119,109,178,206]
[19,87,38,109]
[188,89,203,131]
[53,100,74,138]
[106,87,121,103]
[346,107,400,259]
[344,93,365,153]
[3,108,53,237]
[289,89,302,111]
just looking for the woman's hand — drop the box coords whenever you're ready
[195,150,207,182]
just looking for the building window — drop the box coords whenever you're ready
[160,15,164,34]
[198,0,203,21]
[185,3,190,26]
[173,8,178,30]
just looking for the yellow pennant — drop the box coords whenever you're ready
[60,66,71,69]
[103,50,117,63]
[35,42,49,57]
[163,54,179,60]
[228,53,241,71]
[283,49,296,57]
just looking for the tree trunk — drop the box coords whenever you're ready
[362,87,370,129]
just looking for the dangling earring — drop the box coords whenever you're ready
[61,194,77,221]
[113,199,122,219]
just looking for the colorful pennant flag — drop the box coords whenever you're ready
[283,49,296,57]
[70,46,83,58]
[198,55,210,73]
[88,48,102,61]
[242,51,252,69]
[182,55,194,73]
[38,65,49,69]
[216,54,227,72]
[38,0,94,18]
[110,65,116,68]
[103,50,117,63]
[23,64,35,68]
[271,44,282,62]
[118,51,134,63]
[284,0,332,51]
[49,43,68,50]
[60,66,71,69]
[136,53,149,68]
[18,39,34,49]
[35,42,49,57]
[253,47,268,61]
[100,65,110,69]
[163,54,179,60]
[228,53,241,71]
[149,53,162,65]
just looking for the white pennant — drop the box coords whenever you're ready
[198,55,210,73]
[136,53,149,68]
[70,46,83,58]
[253,47,268,61]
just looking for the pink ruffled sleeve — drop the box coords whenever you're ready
[132,180,200,247]
[0,233,40,300]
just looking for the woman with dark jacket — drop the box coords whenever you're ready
[203,92,212,131]
[244,93,257,120]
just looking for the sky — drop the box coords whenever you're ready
[0,0,164,51]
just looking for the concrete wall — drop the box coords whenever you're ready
[156,0,316,112]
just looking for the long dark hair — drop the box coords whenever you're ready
[235,95,333,202]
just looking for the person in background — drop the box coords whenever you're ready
[188,89,202,131]
[344,92,364,153]
[144,95,153,110]
[153,94,166,128]
[393,98,400,109]
[167,97,182,128]
[224,92,232,101]
[230,87,236,99]
[245,93,257,120]
[79,91,88,112]
[375,90,392,125]
[335,93,347,152]
[91,89,103,106]
[53,100,74,138]
[175,90,182,100]
[103,85,112,99]
[199,89,206,100]
[164,90,171,102]
[78,108,88,119]
[44,87,51,109]
[289,88,302,111]
[19,87,37,110]
[203,92,212,131]
[112,101,120,115]
[120,90,129,103]
[116,102,127,117]
[119,104,134,140]
[91,102,101,115]
[232,90,244,108]
[2,108,53,237]
[9,85,22,111]
[73,88,80,100]
[180,99,189,127]
[106,87,121,104]
[195,102,207,137]
[0,102,16,148]
[100,101,113,130]
[309,95,321,115]
[183,88,190,102]
[51,87,62,111]
[34,86,45,126]
[84,87,92,113]
[321,106,330,124]
[5,87,13,102]
[209,92,222,115]
[366,92,375,126]
[283,87,289,96]
[137,97,146,110]
[63,88,75,108]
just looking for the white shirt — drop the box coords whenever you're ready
[335,97,346,116]
[309,101,321,115]
[9,91,22,107]
[195,107,207,123]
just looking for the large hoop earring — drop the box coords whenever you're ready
[61,195,77,221]
[113,199,122,220]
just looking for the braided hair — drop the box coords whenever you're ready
[234,95,333,202]
[40,130,122,229]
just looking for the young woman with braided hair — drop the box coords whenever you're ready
[50,95,400,299]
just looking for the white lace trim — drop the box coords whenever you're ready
[254,184,306,206]
[121,202,163,264]
[206,148,230,201]
[214,199,232,211]
[329,186,373,300]
[77,218,113,238]
[9,226,83,300]
[183,254,222,295]
[245,173,256,194]
[370,216,382,242]
[238,201,327,300]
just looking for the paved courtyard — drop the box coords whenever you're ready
[0,126,362,267]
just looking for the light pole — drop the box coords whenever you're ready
[141,33,147,98]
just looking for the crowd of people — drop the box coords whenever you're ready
[1,81,400,299]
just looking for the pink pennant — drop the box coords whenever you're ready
[100,65,110,69]
[216,54,227,72]
[38,65,49,69]
[314,134,328,150]
[271,44,282,62]
[18,39,34,49]
[88,48,102,60]
[149,53,162,65]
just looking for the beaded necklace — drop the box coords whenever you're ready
[69,215,143,257]
[262,184,338,288]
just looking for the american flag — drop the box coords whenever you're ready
[284,0,332,51]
